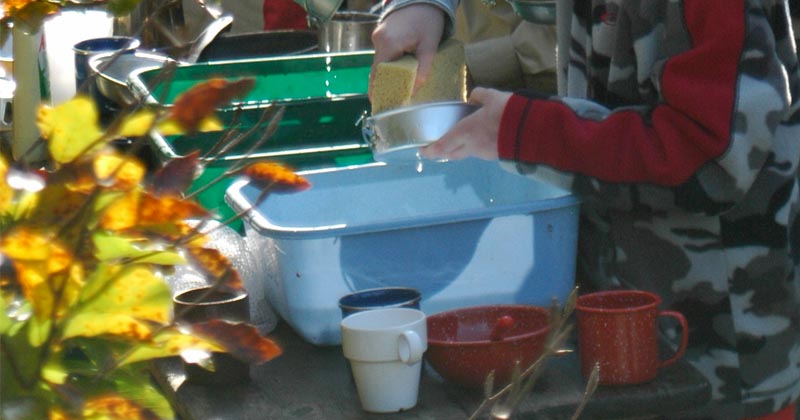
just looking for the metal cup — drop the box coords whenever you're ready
[317,11,378,52]
[73,36,140,96]
[173,286,251,385]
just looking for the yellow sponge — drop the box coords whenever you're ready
[371,38,467,114]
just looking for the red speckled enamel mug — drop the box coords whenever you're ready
[576,290,688,385]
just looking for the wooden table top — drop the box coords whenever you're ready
[151,321,712,420]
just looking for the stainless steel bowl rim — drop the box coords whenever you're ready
[89,50,173,86]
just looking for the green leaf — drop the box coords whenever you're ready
[1,321,44,392]
[27,317,51,347]
[0,292,13,334]
[62,264,171,341]
[92,232,185,265]
[1,297,32,337]
[112,364,175,420]
[79,262,118,305]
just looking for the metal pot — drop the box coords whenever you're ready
[362,101,479,163]
[89,50,175,106]
[316,11,378,52]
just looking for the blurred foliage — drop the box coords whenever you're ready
[0,74,309,419]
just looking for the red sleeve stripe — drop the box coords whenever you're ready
[497,0,745,186]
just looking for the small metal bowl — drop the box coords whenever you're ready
[507,0,556,25]
[89,50,175,106]
[362,101,479,163]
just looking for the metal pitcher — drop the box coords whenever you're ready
[295,0,345,24]
[316,11,378,52]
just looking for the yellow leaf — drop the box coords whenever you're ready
[92,232,185,265]
[0,228,83,320]
[62,264,171,340]
[65,313,155,341]
[121,327,224,365]
[93,151,145,191]
[118,109,158,138]
[197,116,224,132]
[42,361,68,385]
[156,115,222,136]
[0,156,12,214]
[37,96,106,164]
[99,190,140,231]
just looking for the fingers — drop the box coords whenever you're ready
[369,25,411,99]
[467,87,491,105]
[419,89,511,161]
[368,4,445,98]
[413,38,439,93]
[420,114,475,160]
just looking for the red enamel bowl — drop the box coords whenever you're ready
[425,304,551,388]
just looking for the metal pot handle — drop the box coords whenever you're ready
[358,110,377,148]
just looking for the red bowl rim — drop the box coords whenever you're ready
[426,304,551,346]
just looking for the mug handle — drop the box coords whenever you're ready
[657,310,689,369]
[398,330,424,365]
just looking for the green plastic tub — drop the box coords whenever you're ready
[131,52,376,229]
[129,51,374,108]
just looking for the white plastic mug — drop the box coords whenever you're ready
[340,307,427,413]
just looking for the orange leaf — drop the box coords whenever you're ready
[185,247,243,290]
[82,395,159,420]
[138,193,210,225]
[169,78,255,133]
[191,319,282,364]
[242,162,311,193]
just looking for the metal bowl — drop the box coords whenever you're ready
[362,101,479,163]
[507,0,556,25]
[89,50,175,106]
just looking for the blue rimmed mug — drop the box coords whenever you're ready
[338,287,422,318]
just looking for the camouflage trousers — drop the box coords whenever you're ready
[575,204,800,419]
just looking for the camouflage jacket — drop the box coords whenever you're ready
[501,0,800,417]
[387,0,800,416]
